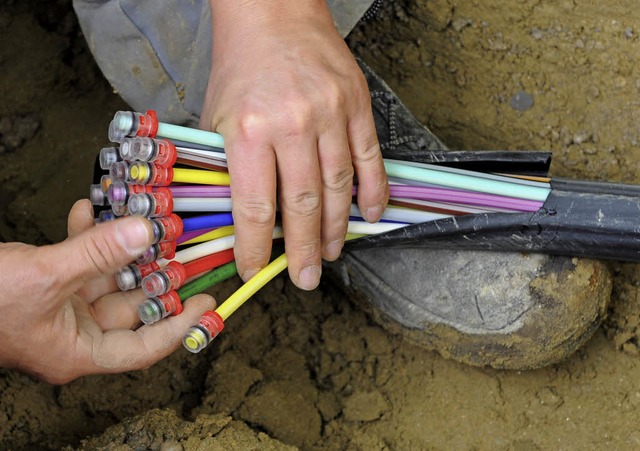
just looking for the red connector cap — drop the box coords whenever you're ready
[141,260,187,297]
[129,161,174,186]
[151,214,183,243]
[199,310,225,338]
[138,290,184,324]
[115,260,161,291]
[157,290,184,316]
[136,110,159,138]
[136,240,177,265]
[182,310,225,353]
[150,138,177,167]
[128,188,174,218]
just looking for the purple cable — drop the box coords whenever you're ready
[169,184,543,212]
[382,185,542,212]
[176,228,215,245]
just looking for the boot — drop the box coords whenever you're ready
[335,60,612,370]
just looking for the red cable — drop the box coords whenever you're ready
[184,248,235,278]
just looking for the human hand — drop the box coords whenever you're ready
[0,199,215,384]
[200,0,389,290]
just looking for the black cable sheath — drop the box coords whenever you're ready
[345,178,640,262]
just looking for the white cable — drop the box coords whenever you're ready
[350,204,449,224]
[173,198,233,212]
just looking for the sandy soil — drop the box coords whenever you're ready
[2,0,640,449]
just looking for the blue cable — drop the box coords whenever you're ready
[182,212,234,232]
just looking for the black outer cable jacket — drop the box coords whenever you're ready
[551,177,640,196]
[418,150,553,177]
[386,150,553,177]
[345,179,640,262]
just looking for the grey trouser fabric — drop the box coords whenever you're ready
[73,0,374,127]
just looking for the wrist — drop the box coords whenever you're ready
[209,0,333,30]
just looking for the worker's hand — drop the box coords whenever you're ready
[0,199,215,384]
[200,0,389,290]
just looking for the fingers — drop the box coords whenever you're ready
[277,133,323,291]
[347,90,389,222]
[90,288,148,331]
[225,130,278,283]
[67,199,95,238]
[44,215,154,289]
[317,122,353,261]
[90,294,216,373]
[76,277,119,303]
[66,199,123,302]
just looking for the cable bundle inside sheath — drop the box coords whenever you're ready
[91,109,552,354]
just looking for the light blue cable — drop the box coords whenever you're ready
[157,122,225,149]
[383,161,551,202]
[153,115,550,202]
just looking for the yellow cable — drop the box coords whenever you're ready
[214,234,364,322]
[215,253,288,321]
[173,167,230,185]
[180,225,235,246]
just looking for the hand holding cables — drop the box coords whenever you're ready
[199,0,389,291]
[97,108,558,355]
[0,200,216,383]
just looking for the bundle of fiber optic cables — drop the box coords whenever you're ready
[91,110,640,354]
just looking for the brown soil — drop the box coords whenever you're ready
[2,0,640,449]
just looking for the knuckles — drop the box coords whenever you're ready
[234,199,276,227]
[323,165,354,194]
[281,190,321,218]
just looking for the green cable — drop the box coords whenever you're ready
[383,160,551,202]
[157,122,225,149]
[176,262,238,300]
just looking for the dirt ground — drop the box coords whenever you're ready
[2,0,640,449]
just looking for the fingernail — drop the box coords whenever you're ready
[365,205,383,222]
[298,265,321,291]
[324,239,344,261]
[242,269,260,282]
[116,219,152,256]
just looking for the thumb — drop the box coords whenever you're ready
[47,216,154,284]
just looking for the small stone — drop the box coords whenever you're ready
[452,18,472,32]
[531,28,544,40]
[572,130,591,145]
[510,91,534,111]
